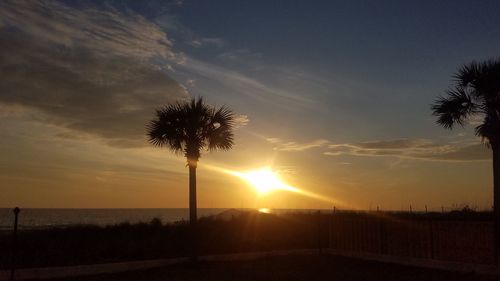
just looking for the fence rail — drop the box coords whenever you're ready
[328,214,495,264]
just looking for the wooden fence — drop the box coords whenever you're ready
[328,214,495,264]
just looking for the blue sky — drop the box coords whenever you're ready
[1,1,499,209]
[161,0,500,139]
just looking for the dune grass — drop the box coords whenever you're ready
[0,209,492,269]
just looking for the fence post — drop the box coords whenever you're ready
[10,207,20,281]
[377,209,386,255]
[428,219,434,259]
[329,206,335,249]
[316,210,322,253]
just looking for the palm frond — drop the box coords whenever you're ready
[453,58,500,100]
[433,58,500,145]
[146,97,235,161]
[207,106,235,151]
[475,124,490,147]
[431,87,477,129]
[146,104,187,153]
[474,115,499,146]
[453,61,480,88]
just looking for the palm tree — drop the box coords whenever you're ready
[431,58,500,263]
[147,97,234,254]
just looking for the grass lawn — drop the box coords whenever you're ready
[56,254,497,281]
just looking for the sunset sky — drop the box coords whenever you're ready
[1,0,500,210]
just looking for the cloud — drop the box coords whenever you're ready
[0,1,175,59]
[324,138,491,161]
[468,114,484,126]
[0,1,187,147]
[216,49,263,61]
[266,138,329,152]
[176,56,315,107]
[265,136,490,161]
[190,37,225,48]
[154,11,224,50]
[234,115,250,128]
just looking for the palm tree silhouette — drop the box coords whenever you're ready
[431,58,500,262]
[147,97,234,256]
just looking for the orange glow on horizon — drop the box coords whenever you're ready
[258,207,271,213]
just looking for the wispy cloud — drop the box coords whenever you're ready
[175,56,316,107]
[266,138,329,152]
[0,1,175,59]
[265,135,490,161]
[234,115,250,128]
[0,1,187,147]
[216,49,263,62]
[155,12,224,50]
[468,114,484,126]
[324,138,490,161]
[190,37,225,48]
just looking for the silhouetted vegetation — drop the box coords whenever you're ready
[0,211,323,269]
[0,210,494,269]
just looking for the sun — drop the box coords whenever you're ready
[240,168,286,195]
[204,164,339,205]
[258,208,271,213]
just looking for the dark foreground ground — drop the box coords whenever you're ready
[55,254,497,281]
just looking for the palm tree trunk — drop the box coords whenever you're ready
[189,164,197,224]
[188,162,198,261]
[493,145,500,264]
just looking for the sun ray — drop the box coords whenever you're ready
[202,164,346,206]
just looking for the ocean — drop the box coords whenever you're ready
[0,208,327,230]
[0,208,228,230]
